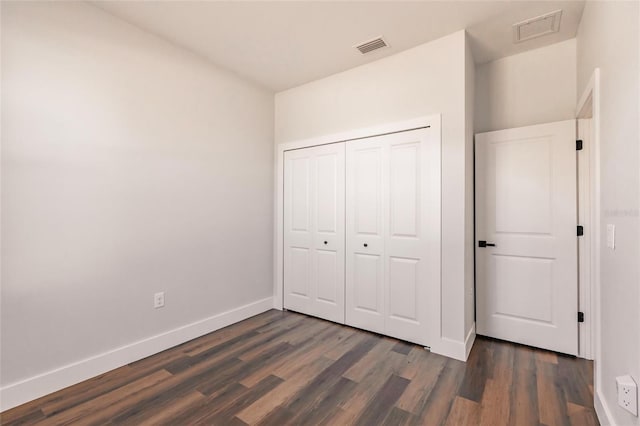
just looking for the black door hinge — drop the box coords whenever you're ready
[576,140,583,151]
[578,312,585,323]
[577,225,584,236]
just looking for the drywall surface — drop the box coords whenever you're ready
[275,30,471,345]
[1,1,274,388]
[475,39,577,133]
[577,2,640,425]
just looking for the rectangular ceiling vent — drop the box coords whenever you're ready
[355,36,388,54]
[513,9,562,43]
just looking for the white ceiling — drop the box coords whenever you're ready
[94,1,585,92]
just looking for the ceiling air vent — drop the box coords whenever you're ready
[355,36,388,54]
[513,9,562,43]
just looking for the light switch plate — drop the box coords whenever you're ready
[606,224,615,249]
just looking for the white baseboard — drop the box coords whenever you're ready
[430,324,476,362]
[464,323,476,360]
[0,297,274,412]
[595,388,617,426]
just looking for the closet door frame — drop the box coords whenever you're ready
[274,115,441,343]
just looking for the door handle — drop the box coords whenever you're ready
[478,241,496,247]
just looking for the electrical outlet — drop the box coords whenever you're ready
[154,292,165,309]
[616,375,638,416]
[606,224,616,249]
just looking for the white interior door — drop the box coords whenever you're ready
[346,128,439,346]
[284,143,345,324]
[475,120,578,355]
[345,137,385,333]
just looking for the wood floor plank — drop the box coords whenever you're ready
[508,344,540,426]
[239,326,341,388]
[338,349,408,420]
[536,349,559,365]
[321,326,365,360]
[557,355,594,407]
[131,390,205,426]
[195,342,293,396]
[182,310,285,357]
[537,360,571,426]
[283,318,334,346]
[457,338,493,402]
[395,352,448,414]
[0,406,46,425]
[354,374,410,426]
[254,405,296,426]
[399,346,447,381]
[381,406,415,426]
[99,352,247,425]
[444,396,481,426]
[270,326,357,380]
[201,375,284,424]
[1,310,599,426]
[236,357,333,425]
[256,336,377,425]
[253,311,305,334]
[38,365,151,417]
[411,360,465,426]
[567,402,599,426]
[166,382,248,424]
[478,342,514,426]
[289,376,358,425]
[342,337,396,382]
[36,369,173,426]
[391,341,414,355]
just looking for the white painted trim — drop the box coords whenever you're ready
[273,115,440,311]
[577,118,594,360]
[576,69,601,393]
[0,297,273,411]
[273,115,443,352]
[577,68,599,118]
[464,323,476,360]
[430,338,463,362]
[430,323,475,362]
[273,141,285,311]
[595,388,617,426]
[277,116,437,152]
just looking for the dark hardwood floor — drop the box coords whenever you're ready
[1,310,598,425]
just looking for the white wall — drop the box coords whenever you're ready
[576,2,640,425]
[475,39,577,133]
[1,0,274,401]
[275,30,473,353]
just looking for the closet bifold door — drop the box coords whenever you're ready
[346,128,438,346]
[283,143,346,324]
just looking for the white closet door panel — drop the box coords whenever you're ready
[312,144,345,322]
[346,128,439,346]
[316,251,339,303]
[288,248,311,298]
[284,150,313,314]
[389,143,419,237]
[387,257,419,321]
[346,141,385,333]
[384,131,436,346]
[284,143,345,324]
